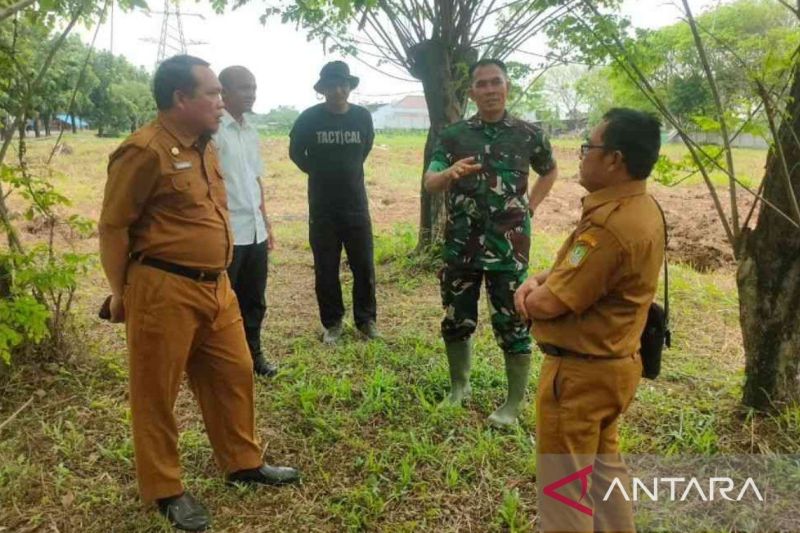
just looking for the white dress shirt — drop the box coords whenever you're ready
[213,110,268,246]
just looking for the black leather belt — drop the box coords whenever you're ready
[131,253,222,282]
[538,343,599,360]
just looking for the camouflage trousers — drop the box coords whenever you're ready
[439,267,531,356]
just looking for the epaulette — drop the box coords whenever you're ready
[108,121,160,162]
[588,201,622,228]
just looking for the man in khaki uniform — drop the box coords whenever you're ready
[99,55,298,531]
[515,108,664,532]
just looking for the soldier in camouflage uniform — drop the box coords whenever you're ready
[424,58,558,427]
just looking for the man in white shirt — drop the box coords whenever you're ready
[214,65,277,377]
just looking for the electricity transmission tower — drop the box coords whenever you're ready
[141,0,206,66]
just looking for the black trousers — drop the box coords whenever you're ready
[227,239,268,360]
[309,214,377,329]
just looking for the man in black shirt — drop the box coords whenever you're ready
[289,61,378,344]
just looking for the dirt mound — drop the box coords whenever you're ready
[535,177,752,271]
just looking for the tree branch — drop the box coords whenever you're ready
[682,0,740,239]
[0,0,37,22]
[775,0,799,18]
[48,0,110,165]
[0,0,87,255]
[0,396,34,434]
[317,31,415,80]
[576,0,737,250]
[362,10,410,66]
[508,63,553,113]
[667,100,767,187]
[498,5,574,60]
[478,2,574,57]
[468,0,498,44]
[376,0,415,53]
[756,80,800,225]
[396,0,427,41]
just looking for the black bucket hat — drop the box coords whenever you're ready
[313,61,360,93]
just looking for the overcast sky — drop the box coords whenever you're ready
[77,0,719,113]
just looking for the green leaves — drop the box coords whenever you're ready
[118,0,149,10]
[0,244,93,365]
[0,294,50,365]
[569,0,800,128]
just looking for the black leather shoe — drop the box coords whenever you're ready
[156,492,210,531]
[253,355,278,378]
[227,464,300,487]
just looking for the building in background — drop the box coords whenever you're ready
[54,114,89,131]
[371,95,429,130]
[665,129,768,149]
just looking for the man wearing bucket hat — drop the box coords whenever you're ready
[289,61,378,344]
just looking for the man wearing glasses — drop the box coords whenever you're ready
[515,108,664,532]
[424,58,558,428]
[289,61,378,345]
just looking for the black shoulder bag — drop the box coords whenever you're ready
[640,199,671,379]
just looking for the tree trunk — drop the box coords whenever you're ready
[738,63,800,410]
[70,115,77,134]
[43,112,51,136]
[33,116,40,138]
[408,39,477,249]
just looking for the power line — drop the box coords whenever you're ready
[139,1,207,66]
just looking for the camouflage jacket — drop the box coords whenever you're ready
[428,112,556,271]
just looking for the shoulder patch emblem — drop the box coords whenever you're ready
[575,233,597,247]
[568,242,590,267]
[567,232,597,267]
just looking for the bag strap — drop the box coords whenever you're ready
[652,197,671,347]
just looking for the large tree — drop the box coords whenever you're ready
[557,0,800,409]
[244,0,615,247]
[738,49,800,409]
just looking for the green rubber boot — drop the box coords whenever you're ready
[487,353,532,428]
[440,339,473,406]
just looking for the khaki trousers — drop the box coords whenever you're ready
[536,353,642,533]
[124,262,263,502]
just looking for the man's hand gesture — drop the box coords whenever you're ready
[447,156,482,181]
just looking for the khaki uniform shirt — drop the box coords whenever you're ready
[532,180,664,358]
[100,116,233,270]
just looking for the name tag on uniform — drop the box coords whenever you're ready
[173,161,192,170]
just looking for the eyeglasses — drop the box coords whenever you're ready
[580,143,607,157]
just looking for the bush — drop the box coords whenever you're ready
[0,159,93,367]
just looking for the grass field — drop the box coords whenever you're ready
[0,131,796,532]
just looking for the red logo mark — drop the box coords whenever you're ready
[543,465,594,516]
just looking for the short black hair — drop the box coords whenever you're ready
[469,58,508,80]
[601,108,662,180]
[153,55,210,111]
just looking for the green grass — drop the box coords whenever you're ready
[0,131,795,531]
[551,136,765,188]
